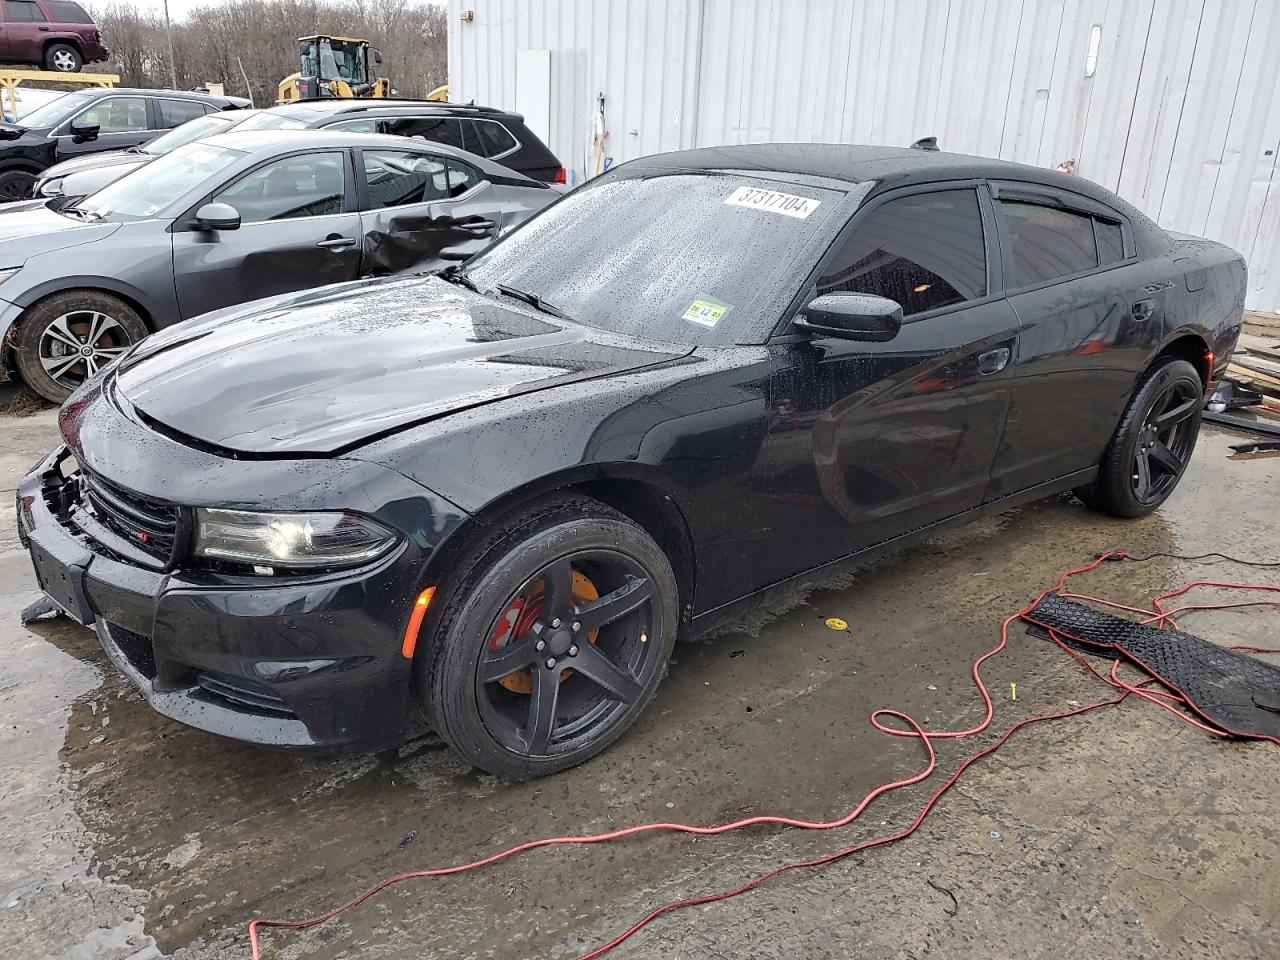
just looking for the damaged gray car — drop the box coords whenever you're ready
[0,128,560,401]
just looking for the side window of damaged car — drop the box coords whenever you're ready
[816,189,988,317]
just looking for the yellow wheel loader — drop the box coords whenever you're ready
[278,35,391,102]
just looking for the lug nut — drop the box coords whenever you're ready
[545,657,557,669]
[568,644,579,657]
[535,640,546,652]
[640,632,648,644]
[571,621,581,632]
[550,618,561,628]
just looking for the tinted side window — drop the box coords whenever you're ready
[380,116,466,149]
[328,118,379,133]
[818,189,987,316]
[474,119,518,157]
[999,200,1099,287]
[445,160,478,197]
[1096,219,1124,265]
[76,97,148,133]
[215,151,346,222]
[363,150,447,207]
[7,1,46,21]
[158,99,209,128]
[45,0,92,20]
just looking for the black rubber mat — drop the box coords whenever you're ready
[1025,593,1280,743]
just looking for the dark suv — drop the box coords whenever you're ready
[1,0,108,72]
[263,99,566,183]
[0,86,248,199]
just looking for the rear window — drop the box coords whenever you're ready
[157,99,210,128]
[1096,219,1125,264]
[474,119,518,157]
[999,200,1098,287]
[6,1,46,21]
[44,0,92,21]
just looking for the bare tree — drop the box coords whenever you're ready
[89,0,447,100]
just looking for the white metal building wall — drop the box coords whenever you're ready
[448,0,1280,312]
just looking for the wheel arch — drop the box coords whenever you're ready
[423,464,698,633]
[0,158,44,175]
[43,37,85,58]
[1153,330,1212,386]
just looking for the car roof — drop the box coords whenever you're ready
[614,143,1132,210]
[199,129,540,183]
[59,87,249,107]
[268,99,521,121]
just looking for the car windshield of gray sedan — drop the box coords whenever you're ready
[462,173,845,345]
[77,143,243,221]
[140,112,236,155]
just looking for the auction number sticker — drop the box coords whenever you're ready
[682,295,733,328]
[723,185,821,219]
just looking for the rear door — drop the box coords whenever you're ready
[172,149,361,318]
[356,147,501,275]
[985,182,1156,497]
[2,0,45,63]
[764,184,1021,580]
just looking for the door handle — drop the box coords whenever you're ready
[1131,298,1155,322]
[457,219,496,233]
[38,26,50,31]
[316,236,356,251]
[977,346,1011,376]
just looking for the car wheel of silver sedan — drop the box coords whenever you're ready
[14,291,148,403]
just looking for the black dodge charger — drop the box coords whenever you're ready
[17,145,1245,778]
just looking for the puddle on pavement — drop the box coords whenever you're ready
[2,426,1277,959]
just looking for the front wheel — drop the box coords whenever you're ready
[0,170,35,202]
[1077,357,1203,518]
[14,291,149,403]
[418,495,679,779]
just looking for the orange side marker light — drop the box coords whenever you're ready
[401,586,436,659]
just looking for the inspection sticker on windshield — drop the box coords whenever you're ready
[723,185,821,219]
[682,295,733,328]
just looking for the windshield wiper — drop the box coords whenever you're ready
[494,283,565,319]
[437,264,480,291]
[63,206,104,222]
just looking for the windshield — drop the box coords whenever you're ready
[320,39,368,84]
[235,112,309,132]
[141,112,237,155]
[18,89,95,129]
[463,174,848,345]
[79,143,243,221]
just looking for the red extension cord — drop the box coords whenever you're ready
[247,552,1280,959]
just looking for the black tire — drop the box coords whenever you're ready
[44,42,83,73]
[14,291,148,403]
[417,494,679,779]
[1076,357,1204,518]
[0,169,36,202]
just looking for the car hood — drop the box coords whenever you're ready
[0,204,119,264]
[113,275,693,455]
[42,149,145,179]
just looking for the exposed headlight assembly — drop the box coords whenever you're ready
[39,177,64,197]
[0,265,20,285]
[194,508,399,572]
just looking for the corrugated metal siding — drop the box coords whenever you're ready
[449,0,1280,311]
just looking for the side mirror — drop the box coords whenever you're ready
[194,201,241,231]
[794,292,902,342]
[372,49,383,65]
[70,122,100,143]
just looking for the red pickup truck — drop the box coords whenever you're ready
[0,0,108,73]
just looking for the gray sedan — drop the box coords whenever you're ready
[0,129,560,401]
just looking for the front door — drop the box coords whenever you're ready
[173,150,361,318]
[356,148,502,275]
[53,95,152,159]
[985,185,1161,496]
[763,186,1020,584]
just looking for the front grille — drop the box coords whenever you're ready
[195,673,294,717]
[79,472,179,564]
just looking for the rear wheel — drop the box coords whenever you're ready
[0,170,35,202]
[14,291,148,403]
[418,495,679,779]
[45,43,83,73]
[1076,357,1203,518]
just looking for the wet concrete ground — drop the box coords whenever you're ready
[2,400,1278,960]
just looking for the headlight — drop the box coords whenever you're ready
[194,508,399,572]
[0,266,20,285]
[39,178,64,197]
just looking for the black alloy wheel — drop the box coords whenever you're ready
[1076,357,1204,518]
[0,170,35,202]
[418,495,679,779]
